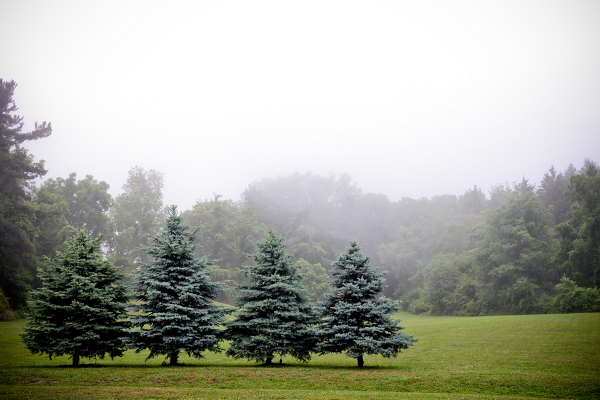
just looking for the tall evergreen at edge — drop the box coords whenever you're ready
[125,206,230,365]
[1,78,52,313]
[317,242,416,367]
[226,228,319,365]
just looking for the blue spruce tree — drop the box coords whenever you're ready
[125,206,230,365]
[21,229,127,367]
[317,242,416,367]
[226,228,319,365]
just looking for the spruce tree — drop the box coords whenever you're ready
[125,206,230,365]
[317,242,416,367]
[21,229,127,367]
[226,228,319,365]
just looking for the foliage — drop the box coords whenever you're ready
[296,258,331,302]
[108,166,164,274]
[126,206,230,365]
[488,182,516,209]
[181,195,262,301]
[0,289,15,321]
[552,276,600,313]
[537,165,573,225]
[0,78,52,313]
[513,177,536,198]
[423,253,477,316]
[380,199,450,298]
[21,229,127,366]
[226,228,319,365]
[556,163,600,287]
[381,194,482,299]
[32,173,112,267]
[389,161,597,316]
[404,289,431,315]
[233,166,598,315]
[242,173,379,273]
[317,242,416,367]
[31,197,72,266]
[458,185,487,214]
[474,193,556,314]
[35,172,112,238]
[287,225,329,267]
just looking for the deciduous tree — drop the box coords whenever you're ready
[296,258,330,302]
[32,173,112,262]
[181,195,262,294]
[35,172,112,238]
[108,166,164,273]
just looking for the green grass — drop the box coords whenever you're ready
[1,312,598,399]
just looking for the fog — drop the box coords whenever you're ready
[2,0,599,209]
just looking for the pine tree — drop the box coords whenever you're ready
[1,78,53,313]
[125,206,230,365]
[226,228,319,365]
[317,242,416,367]
[21,229,127,367]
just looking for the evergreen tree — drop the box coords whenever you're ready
[537,165,571,225]
[1,78,52,312]
[21,229,127,367]
[474,193,556,313]
[556,163,600,287]
[125,206,230,365]
[317,242,416,368]
[226,228,319,365]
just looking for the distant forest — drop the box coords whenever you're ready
[2,78,599,318]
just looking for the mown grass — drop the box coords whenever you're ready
[1,312,598,399]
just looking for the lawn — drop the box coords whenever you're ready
[0,312,598,399]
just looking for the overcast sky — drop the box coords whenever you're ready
[3,0,599,209]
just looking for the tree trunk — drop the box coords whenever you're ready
[170,352,179,366]
[357,354,364,368]
[265,356,273,366]
[73,352,80,367]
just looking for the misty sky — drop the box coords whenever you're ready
[2,0,599,210]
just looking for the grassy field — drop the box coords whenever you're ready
[0,312,598,399]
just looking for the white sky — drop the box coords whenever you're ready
[2,0,599,209]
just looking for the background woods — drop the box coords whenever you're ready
[1,78,599,319]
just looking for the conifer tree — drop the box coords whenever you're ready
[21,229,127,367]
[226,228,319,365]
[317,242,416,367]
[125,206,230,365]
[1,78,53,313]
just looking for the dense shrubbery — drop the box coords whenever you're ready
[0,289,15,321]
[552,277,600,313]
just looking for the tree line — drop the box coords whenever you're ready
[1,77,599,320]
[22,210,415,368]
